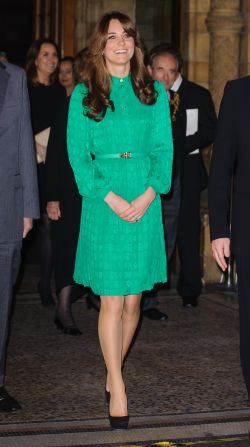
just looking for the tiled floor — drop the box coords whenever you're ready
[0,264,250,446]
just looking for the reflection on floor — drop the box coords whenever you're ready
[0,264,249,447]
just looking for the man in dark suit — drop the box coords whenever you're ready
[141,45,185,319]
[170,47,216,307]
[0,61,39,411]
[148,45,185,265]
[143,44,216,317]
[209,77,250,399]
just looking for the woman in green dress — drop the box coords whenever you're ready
[67,11,173,429]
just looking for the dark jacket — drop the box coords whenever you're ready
[209,76,250,255]
[0,62,39,242]
[177,77,217,190]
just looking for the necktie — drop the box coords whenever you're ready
[170,91,180,122]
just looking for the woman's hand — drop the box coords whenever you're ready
[47,201,61,220]
[104,191,137,222]
[121,187,156,222]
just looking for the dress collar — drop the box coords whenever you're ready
[111,74,131,87]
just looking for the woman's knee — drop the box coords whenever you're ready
[124,295,141,316]
[100,296,124,316]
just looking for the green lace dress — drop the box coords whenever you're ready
[67,76,173,296]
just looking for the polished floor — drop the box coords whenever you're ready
[0,264,250,446]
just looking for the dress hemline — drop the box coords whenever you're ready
[73,275,167,296]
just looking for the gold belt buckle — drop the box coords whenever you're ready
[120,152,131,158]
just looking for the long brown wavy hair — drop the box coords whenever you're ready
[82,11,157,121]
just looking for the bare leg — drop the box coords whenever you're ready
[122,294,142,360]
[105,294,142,393]
[98,295,127,416]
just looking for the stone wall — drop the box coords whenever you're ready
[74,0,135,51]
[135,0,172,53]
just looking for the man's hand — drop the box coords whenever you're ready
[47,201,61,220]
[211,237,230,271]
[23,217,33,238]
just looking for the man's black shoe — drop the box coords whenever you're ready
[0,387,21,412]
[143,308,168,320]
[182,297,198,308]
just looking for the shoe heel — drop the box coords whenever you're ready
[104,390,110,405]
[109,414,129,430]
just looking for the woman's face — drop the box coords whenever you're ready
[59,60,74,90]
[103,19,135,73]
[35,43,58,78]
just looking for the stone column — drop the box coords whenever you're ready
[181,0,211,89]
[206,0,244,112]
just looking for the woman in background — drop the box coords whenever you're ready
[67,11,173,429]
[46,53,86,335]
[58,56,75,97]
[26,38,65,306]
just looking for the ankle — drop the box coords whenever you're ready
[109,392,128,417]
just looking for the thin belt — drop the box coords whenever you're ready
[93,152,146,159]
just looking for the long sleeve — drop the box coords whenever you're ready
[67,84,111,200]
[147,81,173,194]
[208,81,236,241]
[19,70,40,219]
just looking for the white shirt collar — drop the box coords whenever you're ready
[171,74,183,92]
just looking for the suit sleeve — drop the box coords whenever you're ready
[208,81,236,241]
[19,70,40,218]
[185,89,217,155]
[147,82,173,194]
[67,84,111,200]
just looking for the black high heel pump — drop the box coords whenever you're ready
[108,390,129,429]
[109,414,129,430]
[54,317,82,336]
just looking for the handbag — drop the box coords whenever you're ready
[34,127,51,163]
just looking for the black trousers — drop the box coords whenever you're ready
[161,174,181,261]
[177,155,203,299]
[235,255,250,399]
[141,174,181,309]
[0,241,21,386]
